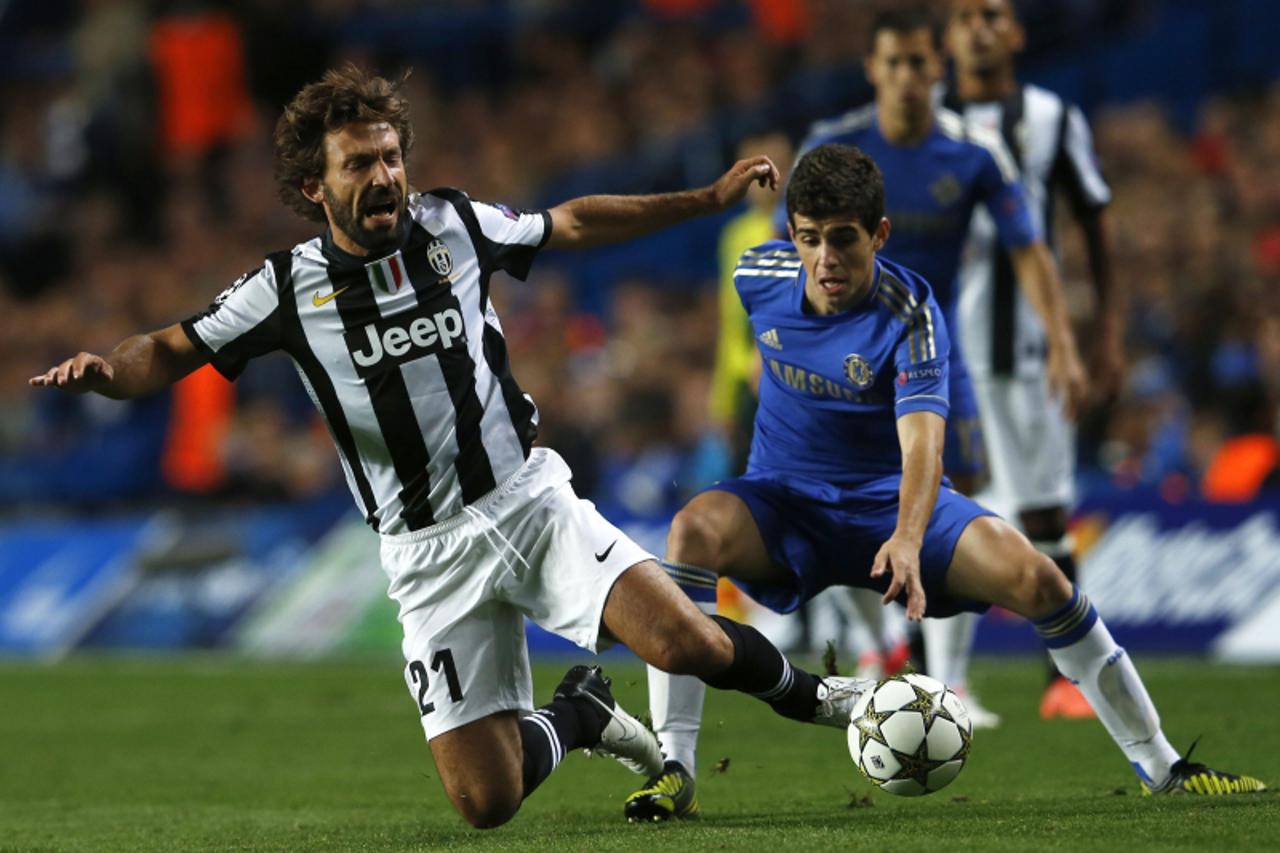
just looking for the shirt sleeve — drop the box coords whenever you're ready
[469,199,552,281]
[1053,104,1111,214]
[181,263,282,380]
[893,296,951,420]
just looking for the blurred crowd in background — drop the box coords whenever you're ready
[2,0,1279,517]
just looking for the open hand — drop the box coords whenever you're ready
[709,155,779,210]
[1046,340,1087,421]
[29,352,114,394]
[870,533,927,621]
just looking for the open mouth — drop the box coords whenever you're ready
[362,197,399,228]
[818,277,848,295]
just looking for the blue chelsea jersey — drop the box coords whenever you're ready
[736,242,951,487]
[776,106,1038,331]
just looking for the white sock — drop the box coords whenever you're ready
[922,612,978,690]
[651,561,717,777]
[648,665,705,777]
[1036,587,1180,785]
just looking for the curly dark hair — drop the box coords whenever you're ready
[785,144,884,235]
[273,65,415,223]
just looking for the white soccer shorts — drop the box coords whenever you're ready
[378,447,653,740]
[971,372,1075,519]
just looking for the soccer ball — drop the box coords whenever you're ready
[847,673,972,796]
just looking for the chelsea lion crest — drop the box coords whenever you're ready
[427,239,453,276]
[844,353,874,389]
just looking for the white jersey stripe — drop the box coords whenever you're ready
[735,268,802,278]
[402,355,464,521]
[475,311,528,478]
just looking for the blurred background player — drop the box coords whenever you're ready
[780,6,1086,725]
[945,0,1125,719]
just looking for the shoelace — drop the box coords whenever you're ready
[818,679,861,720]
[1180,735,1202,766]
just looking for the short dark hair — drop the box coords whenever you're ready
[870,6,941,52]
[273,65,415,223]
[785,144,884,235]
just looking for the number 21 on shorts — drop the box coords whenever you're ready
[407,648,464,716]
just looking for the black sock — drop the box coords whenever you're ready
[518,697,604,798]
[1045,552,1078,685]
[701,614,822,722]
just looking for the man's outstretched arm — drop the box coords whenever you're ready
[545,156,779,250]
[29,323,209,399]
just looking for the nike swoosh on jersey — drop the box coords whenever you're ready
[312,285,350,307]
[595,541,617,562]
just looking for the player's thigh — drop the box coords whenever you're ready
[601,559,733,677]
[383,531,534,765]
[428,710,524,828]
[945,515,1071,618]
[667,488,782,584]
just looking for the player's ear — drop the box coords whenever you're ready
[301,177,324,206]
[872,217,890,251]
[1009,18,1026,53]
[863,55,877,87]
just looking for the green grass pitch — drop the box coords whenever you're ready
[1,655,1277,851]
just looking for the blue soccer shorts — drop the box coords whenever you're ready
[707,472,994,618]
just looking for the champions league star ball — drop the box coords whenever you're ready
[847,673,973,796]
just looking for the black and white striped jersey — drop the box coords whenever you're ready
[945,83,1110,378]
[182,190,551,534]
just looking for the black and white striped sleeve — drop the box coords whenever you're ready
[181,262,283,380]
[1054,104,1111,213]
[468,200,552,281]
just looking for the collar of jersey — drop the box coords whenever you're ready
[320,216,412,269]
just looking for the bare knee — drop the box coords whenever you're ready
[667,508,729,569]
[452,789,521,830]
[1009,552,1073,619]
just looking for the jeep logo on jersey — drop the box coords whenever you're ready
[346,305,465,375]
[427,239,453,276]
[844,353,874,389]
